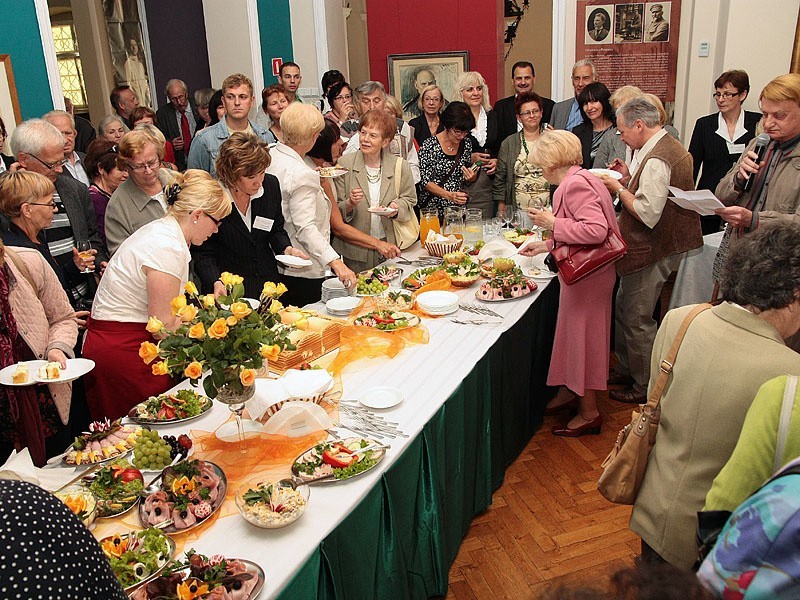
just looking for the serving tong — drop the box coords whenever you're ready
[394,256,443,267]
[459,303,503,319]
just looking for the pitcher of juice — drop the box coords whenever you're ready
[442,207,465,241]
[419,208,441,247]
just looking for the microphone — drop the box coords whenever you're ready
[743,133,771,192]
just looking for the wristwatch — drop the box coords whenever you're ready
[614,187,625,203]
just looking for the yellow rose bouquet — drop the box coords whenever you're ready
[140,274,295,398]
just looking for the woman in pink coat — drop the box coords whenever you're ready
[520,129,620,436]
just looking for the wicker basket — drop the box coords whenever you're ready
[425,239,463,258]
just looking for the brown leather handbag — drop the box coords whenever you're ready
[550,228,627,285]
[597,303,712,504]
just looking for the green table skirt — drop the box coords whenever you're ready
[279,281,560,599]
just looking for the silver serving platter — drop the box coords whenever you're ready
[291,437,386,484]
[474,280,538,302]
[138,460,228,535]
[127,395,213,425]
[100,529,176,593]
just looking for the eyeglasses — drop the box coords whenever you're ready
[127,159,161,172]
[169,94,187,103]
[204,212,222,226]
[335,94,353,102]
[713,91,741,99]
[519,109,542,117]
[26,201,57,209]
[27,154,68,170]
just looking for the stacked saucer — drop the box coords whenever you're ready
[415,291,459,316]
[326,296,360,317]
[321,278,352,302]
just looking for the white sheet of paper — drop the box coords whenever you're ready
[668,186,727,216]
[253,216,274,231]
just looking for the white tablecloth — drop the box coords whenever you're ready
[99,242,554,598]
[669,231,724,309]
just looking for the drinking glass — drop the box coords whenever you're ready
[76,240,94,273]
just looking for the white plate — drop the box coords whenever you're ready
[359,386,403,409]
[326,296,360,312]
[0,360,46,386]
[318,167,348,178]
[34,358,95,384]
[588,168,623,180]
[276,254,313,268]
[421,305,459,316]
[416,290,459,311]
[215,419,264,442]
[367,206,396,216]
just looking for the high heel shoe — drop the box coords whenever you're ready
[551,414,603,437]
[543,397,579,416]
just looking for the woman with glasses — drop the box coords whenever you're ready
[689,70,761,234]
[324,82,360,142]
[0,171,92,282]
[418,101,478,218]
[493,92,550,229]
[84,140,128,246]
[409,84,446,148]
[193,132,308,299]
[104,128,174,254]
[83,170,229,420]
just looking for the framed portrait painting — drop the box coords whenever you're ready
[388,51,469,121]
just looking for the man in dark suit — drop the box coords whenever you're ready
[550,59,598,131]
[109,85,138,129]
[64,97,95,153]
[155,78,202,170]
[493,61,555,143]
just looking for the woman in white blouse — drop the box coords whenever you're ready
[266,103,355,306]
[456,71,501,218]
[83,170,229,421]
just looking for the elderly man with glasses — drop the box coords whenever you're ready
[2,118,108,308]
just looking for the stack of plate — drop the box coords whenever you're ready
[321,278,352,302]
[326,296,360,316]
[416,291,459,316]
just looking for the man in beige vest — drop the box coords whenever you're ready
[601,98,702,403]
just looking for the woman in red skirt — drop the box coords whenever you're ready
[83,169,229,420]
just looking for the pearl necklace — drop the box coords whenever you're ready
[365,166,382,183]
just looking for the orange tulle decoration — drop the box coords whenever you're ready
[328,320,429,378]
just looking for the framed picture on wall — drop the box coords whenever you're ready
[388,51,469,121]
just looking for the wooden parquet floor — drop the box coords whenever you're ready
[446,391,640,599]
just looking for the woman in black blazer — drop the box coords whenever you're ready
[191,132,309,299]
[689,70,761,234]
[408,84,445,148]
[571,82,615,169]
[456,72,501,218]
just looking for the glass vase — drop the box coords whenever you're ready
[215,383,257,453]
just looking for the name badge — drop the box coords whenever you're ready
[728,142,746,154]
[253,216,274,232]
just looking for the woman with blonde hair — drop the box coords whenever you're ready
[105,128,174,254]
[83,170,229,419]
[520,130,620,436]
[266,103,355,306]
[193,132,308,298]
[409,84,445,147]
[455,71,501,217]
[333,109,417,273]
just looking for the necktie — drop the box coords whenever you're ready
[180,110,191,153]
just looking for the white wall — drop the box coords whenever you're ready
[554,0,800,141]
[202,0,263,108]
[289,0,348,102]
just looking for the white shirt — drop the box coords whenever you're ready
[715,110,748,153]
[630,129,671,229]
[267,143,338,279]
[65,152,90,186]
[91,216,190,322]
[365,165,385,239]
[471,107,488,147]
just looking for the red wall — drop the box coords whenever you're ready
[365,0,505,105]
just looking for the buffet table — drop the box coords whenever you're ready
[92,243,560,598]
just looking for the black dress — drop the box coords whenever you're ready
[0,479,127,599]
[409,114,444,148]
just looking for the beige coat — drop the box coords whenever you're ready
[332,151,417,265]
[6,247,78,424]
[716,137,800,232]
[629,302,800,568]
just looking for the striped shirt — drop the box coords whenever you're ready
[44,191,89,304]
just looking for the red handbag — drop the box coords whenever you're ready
[550,228,627,285]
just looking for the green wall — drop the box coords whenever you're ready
[257,0,294,86]
[0,0,53,121]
